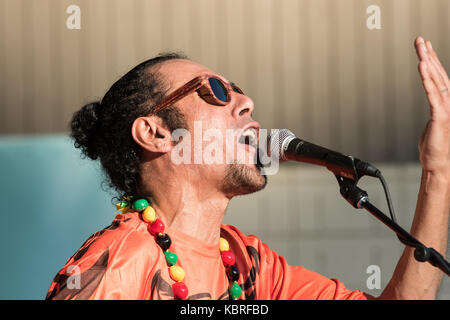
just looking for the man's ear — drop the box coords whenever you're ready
[131,116,173,154]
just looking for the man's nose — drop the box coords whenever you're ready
[231,94,255,118]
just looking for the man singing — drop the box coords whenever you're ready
[46,37,450,300]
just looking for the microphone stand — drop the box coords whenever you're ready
[334,174,450,277]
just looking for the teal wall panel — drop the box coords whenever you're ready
[0,135,114,299]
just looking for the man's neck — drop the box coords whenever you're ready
[142,176,229,246]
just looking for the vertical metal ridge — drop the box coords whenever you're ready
[326,0,341,153]
[271,0,285,130]
[299,0,313,141]
[353,0,368,160]
[382,0,396,162]
[22,0,35,133]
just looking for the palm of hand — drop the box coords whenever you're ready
[415,37,450,174]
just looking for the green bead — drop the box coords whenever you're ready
[164,251,178,266]
[119,200,129,208]
[229,281,242,300]
[133,199,149,212]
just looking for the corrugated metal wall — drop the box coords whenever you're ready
[0,0,449,299]
[1,0,449,162]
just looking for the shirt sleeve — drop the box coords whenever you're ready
[258,240,374,300]
[46,228,158,300]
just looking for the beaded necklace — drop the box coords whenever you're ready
[116,197,243,300]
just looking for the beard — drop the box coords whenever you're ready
[220,162,267,198]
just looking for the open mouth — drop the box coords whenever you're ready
[238,127,258,149]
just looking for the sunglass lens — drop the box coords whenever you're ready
[209,78,228,102]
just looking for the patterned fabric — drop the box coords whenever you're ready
[46,212,373,300]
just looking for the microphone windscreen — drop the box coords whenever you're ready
[267,129,295,160]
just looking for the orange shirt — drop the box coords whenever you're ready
[46,211,373,300]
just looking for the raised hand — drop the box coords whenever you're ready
[414,37,450,174]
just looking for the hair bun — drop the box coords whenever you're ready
[70,101,101,160]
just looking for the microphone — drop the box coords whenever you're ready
[267,129,380,180]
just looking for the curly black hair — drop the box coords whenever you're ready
[70,52,188,201]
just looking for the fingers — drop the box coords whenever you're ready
[419,62,442,118]
[414,36,428,61]
[415,37,448,98]
[425,40,450,87]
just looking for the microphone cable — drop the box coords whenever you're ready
[375,171,416,247]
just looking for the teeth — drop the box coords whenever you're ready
[239,128,258,146]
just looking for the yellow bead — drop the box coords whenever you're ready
[219,237,229,252]
[169,265,185,282]
[122,207,131,214]
[142,205,156,223]
[115,204,130,215]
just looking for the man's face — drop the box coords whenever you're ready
[155,59,267,198]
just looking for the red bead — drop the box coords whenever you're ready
[172,282,189,300]
[148,218,165,235]
[221,251,235,266]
